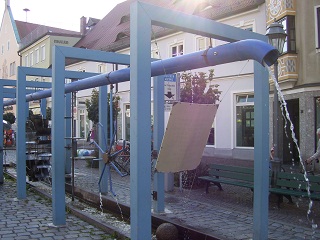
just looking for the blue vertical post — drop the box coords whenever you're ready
[40,98,47,118]
[52,47,66,225]
[253,61,269,239]
[0,86,3,184]
[99,85,109,193]
[16,67,27,199]
[153,76,165,212]
[65,93,72,174]
[130,2,152,239]
[110,86,113,142]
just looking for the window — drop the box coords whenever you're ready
[278,16,296,54]
[125,105,130,141]
[151,49,160,59]
[7,41,9,51]
[207,120,215,145]
[171,43,184,57]
[98,64,105,73]
[1,45,3,54]
[35,48,39,64]
[30,51,34,66]
[9,62,16,76]
[235,94,254,147]
[316,6,320,48]
[119,14,130,24]
[25,55,29,67]
[196,37,207,51]
[41,45,46,61]
[116,32,129,41]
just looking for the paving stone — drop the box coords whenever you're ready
[3,149,320,239]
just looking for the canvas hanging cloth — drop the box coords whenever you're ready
[156,102,218,173]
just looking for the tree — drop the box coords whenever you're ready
[85,88,120,126]
[3,112,15,124]
[178,69,221,189]
[180,69,221,104]
[46,107,51,120]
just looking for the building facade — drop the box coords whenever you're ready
[267,0,320,164]
[2,0,320,163]
[67,0,267,160]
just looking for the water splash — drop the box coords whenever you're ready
[99,192,103,214]
[268,66,315,226]
[111,195,125,222]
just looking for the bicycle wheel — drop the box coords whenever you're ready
[114,149,130,175]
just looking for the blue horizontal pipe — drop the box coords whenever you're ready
[4,39,277,106]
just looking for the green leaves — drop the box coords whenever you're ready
[180,69,221,104]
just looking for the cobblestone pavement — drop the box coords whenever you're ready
[0,179,116,240]
[2,149,320,239]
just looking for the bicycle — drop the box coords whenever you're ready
[113,139,158,178]
[113,140,130,175]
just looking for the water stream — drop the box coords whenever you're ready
[268,67,318,232]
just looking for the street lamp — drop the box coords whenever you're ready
[23,8,30,22]
[266,22,286,166]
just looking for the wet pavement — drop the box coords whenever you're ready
[2,148,320,239]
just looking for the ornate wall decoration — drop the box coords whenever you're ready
[266,0,296,24]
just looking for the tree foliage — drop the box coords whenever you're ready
[3,112,15,124]
[85,88,120,125]
[46,107,51,120]
[180,69,221,104]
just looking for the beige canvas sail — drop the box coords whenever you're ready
[156,102,218,172]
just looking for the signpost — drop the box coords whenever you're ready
[164,74,178,112]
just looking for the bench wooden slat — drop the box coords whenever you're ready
[198,176,253,188]
[275,172,320,192]
[209,164,254,174]
[270,187,320,200]
[208,169,254,182]
[198,164,255,193]
[270,171,320,207]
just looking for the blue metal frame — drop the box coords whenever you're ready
[51,46,130,225]
[4,2,273,237]
[130,2,270,239]
[0,81,37,184]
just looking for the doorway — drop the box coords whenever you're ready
[282,98,300,164]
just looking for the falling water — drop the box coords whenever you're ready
[268,67,317,231]
[111,195,125,222]
[99,192,103,214]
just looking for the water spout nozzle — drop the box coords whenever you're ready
[262,49,279,67]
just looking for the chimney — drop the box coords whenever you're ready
[80,16,87,36]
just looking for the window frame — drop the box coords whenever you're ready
[170,42,184,57]
[195,36,211,51]
[30,51,34,66]
[98,64,105,73]
[41,45,46,61]
[35,48,40,64]
[235,93,255,148]
[278,15,296,54]
[315,5,320,49]
[9,62,16,76]
[25,54,29,67]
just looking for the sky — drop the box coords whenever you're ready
[0,0,125,31]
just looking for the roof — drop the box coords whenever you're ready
[16,21,81,50]
[15,21,39,39]
[74,0,264,52]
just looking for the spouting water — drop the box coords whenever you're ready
[111,194,125,222]
[268,66,316,228]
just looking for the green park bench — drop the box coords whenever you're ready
[198,164,256,193]
[270,171,320,207]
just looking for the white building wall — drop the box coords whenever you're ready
[65,4,266,160]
